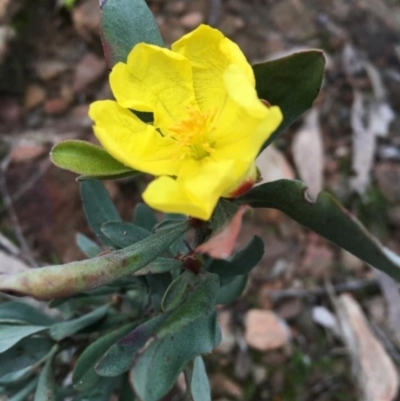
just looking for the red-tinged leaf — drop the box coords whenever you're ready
[196,205,250,260]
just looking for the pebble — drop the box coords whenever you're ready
[180,11,204,29]
[73,52,107,93]
[24,84,46,110]
[375,163,400,203]
[10,144,47,163]
[72,0,100,43]
[44,98,69,116]
[35,60,69,81]
[244,309,290,351]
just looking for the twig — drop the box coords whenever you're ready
[370,322,400,367]
[269,279,378,301]
[208,0,221,26]
[0,155,38,267]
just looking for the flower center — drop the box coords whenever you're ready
[169,107,216,160]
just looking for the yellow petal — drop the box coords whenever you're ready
[211,64,283,156]
[143,176,214,220]
[171,25,255,113]
[143,158,240,220]
[89,100,183,176]
[110,43,197,131]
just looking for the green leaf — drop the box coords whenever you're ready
[7,378,37,401]
[100,0,164,68]
[119,375,136,401]
[156,272,219,339]
[209,199,239,232]
[133,257,182,276]
[81,180,121,247]
[0,365,34,385]
[208,236,264,277]
[76,233,101,258]
[237,179,400,281]
[50,305,109,341]
[216,275,248,305]
[147,273,172,312]
[73,322,138,391]
[131,312,221,401]
[161,271,194,312]
[0,221,189,300]
[101,221,150,249]
[33,345,58,401]
[0,337,53,377]
[0,301,58,326]
[134,203,158,231]
[73,378,116,401]
[0,325,47,353]
[51,140,136,180]
[253,51,325,149]
[95,313,169,377]
[191,357,211,401]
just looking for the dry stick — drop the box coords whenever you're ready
[269,278,378,301]
[370,322,400,367]
[0,155,38,267]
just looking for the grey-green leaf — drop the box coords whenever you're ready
[95,313,169,377]
[0,325,47,353]
[191,357,211,401]
[208,236,264,277]
[0,221,189,300]
[0,301,58,326]
[134,203,158,231]
[50,305,109,341]
[216,275,248,305]
[131,312,221,401]
[0,337,53,377]
[253,50,325,150]
[80,180,121,247]
[100,0,164,68]
[101,221,150,249]
[237,179,400,281]
[34,346,58,401]
[76,233,101,258]
[157,272,220,339]
[73,322,138,391]
[8,378,37,401]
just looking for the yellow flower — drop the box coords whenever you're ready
[89,25,282,220]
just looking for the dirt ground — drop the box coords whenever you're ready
[2,0,400,400]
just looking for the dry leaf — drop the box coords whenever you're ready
[343,44,395,194]
[256,144,295,184]
[375,270,400,346]
[292,108,323,200]
[335,294,399,401]
[196,205,250,259]
[0,250,29,274]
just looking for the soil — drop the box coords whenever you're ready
[2,0,400,400]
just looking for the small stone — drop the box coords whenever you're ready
[72,0,100,42]
[35,60,69,81]
[244,309,290,351]
[375,163,400,203]
[24,84,46,110]
[218,14,245,36]
[180,11,204,29]
[10,144,47,163]
[44,98,69,116]
[165,0,186,15]
[73,52,107,93]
